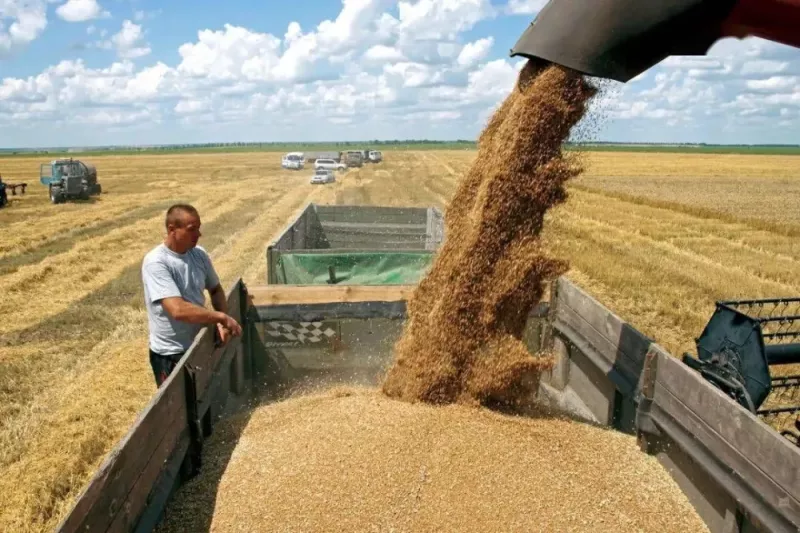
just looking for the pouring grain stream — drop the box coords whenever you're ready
[381,60,598,406]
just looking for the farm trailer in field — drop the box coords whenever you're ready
[55,204,800,533]
[265,202,444,285]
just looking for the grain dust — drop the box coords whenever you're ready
[155,387,709,533]
[381,61,597,407]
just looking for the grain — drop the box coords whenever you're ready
[381,61,597,407]
[156,387,709,533]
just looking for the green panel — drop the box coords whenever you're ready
[276,252,434,285]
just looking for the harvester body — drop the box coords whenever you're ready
[510,0,800,83]
[40,159,102,204]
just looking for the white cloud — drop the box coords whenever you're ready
[505,0,547,15]
[364,44,405,62]
[397,0,494,41]
[175,98,211,115]
[0,0,50,57]
[133,8,161,22]
[177,24,281,81]
[55,0,108,22]
[740,59,789,76]
[745,76,798,92]
[457,37,493,68]
[97,20,151,59]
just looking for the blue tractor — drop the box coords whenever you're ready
[40,158,102,204]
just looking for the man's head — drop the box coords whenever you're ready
[164,204,201,254]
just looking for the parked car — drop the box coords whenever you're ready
[310,169,336,184]
[281,152,305,170]
[315,158,346,171]
[368,150,383,163]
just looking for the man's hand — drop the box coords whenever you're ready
[217,323,231,344]
[216,314,242,344]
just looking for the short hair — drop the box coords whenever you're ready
[166,204,199,229]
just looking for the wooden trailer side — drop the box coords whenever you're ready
[55,280,251,533]
[542,277,800,533]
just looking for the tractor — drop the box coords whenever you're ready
[40,158,102,204]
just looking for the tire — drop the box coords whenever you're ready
[79,188,89,201]
[50,186,63,204]
[92,183,102,195]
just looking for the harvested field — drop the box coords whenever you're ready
[156,387,709,533]
[1,148,799,530]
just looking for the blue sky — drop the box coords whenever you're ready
[1,0,799,148]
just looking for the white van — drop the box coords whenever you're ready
[281,152,305,170]
[368,150,383,163]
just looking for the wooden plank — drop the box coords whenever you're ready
[131,436,190,533]
[230,343,245,395]
[554,305,640,393]
[195,341,240,405]
[191,282,243,400]
[315,205,428,225]
[256,301,408,322]
[652,390,800,532]
[284,248,431,255]
[568,347,617,424]
[554,280,652,388]
[558,279,651,376]
[655,355,800,523]
[106,414,189,532]
[268,202,312,252]
[648,432,743,533]
[55,367,188,533]
[249,284,416,306]
[320,221,428,232]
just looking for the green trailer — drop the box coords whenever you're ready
[266,202,443,286]
[259,202,444,383]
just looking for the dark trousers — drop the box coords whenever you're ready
[149,349,184,387]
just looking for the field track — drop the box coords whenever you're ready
[1,149,799,530]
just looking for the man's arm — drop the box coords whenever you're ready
[208,283,227,315]
[160,296,229,325]
[206,283,242,342]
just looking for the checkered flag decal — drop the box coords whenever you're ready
[265,321,337,344]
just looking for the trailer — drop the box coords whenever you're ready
[266,203,444,285]
[55,204,800,533]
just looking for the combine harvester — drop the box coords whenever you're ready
[54,203,799,533]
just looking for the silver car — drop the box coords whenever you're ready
[310,169,336,184]
[314,158,346,171]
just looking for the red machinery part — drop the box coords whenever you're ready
[722,0,800,48]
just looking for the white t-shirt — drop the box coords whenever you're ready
[141,243,220,355]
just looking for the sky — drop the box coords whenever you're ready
[1,0,799,148]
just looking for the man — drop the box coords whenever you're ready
[142,204,242,386]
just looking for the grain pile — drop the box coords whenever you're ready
[381,60,597,407]
[156,387,708,533]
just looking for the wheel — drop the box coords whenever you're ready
[50,186,63,204]
[79,188,89,201]
[92,183,102,195]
